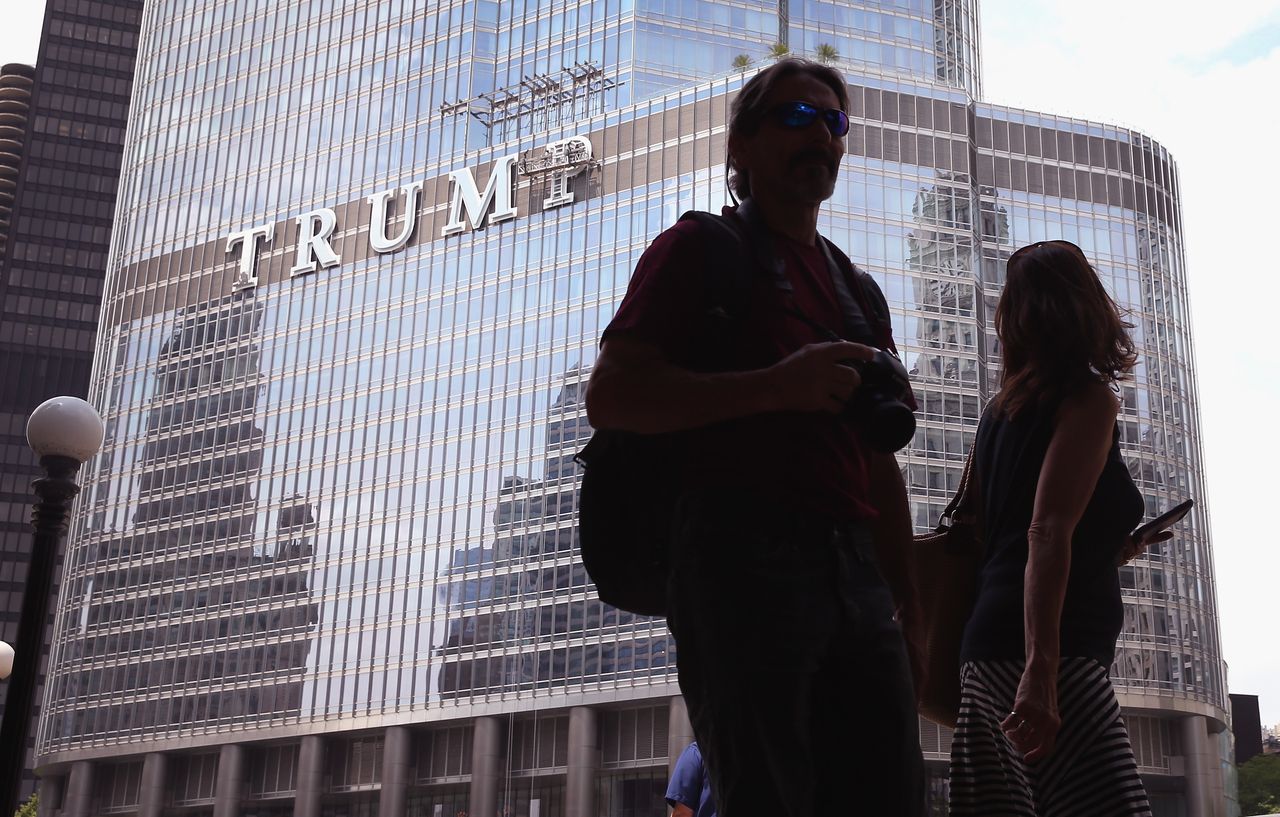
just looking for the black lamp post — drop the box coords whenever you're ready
[0,397,103,817]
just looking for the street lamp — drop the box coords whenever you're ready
[0,397,103,817]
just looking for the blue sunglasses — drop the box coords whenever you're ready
[769,100,850,137]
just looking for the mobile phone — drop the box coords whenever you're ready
[1132,498,1194,541]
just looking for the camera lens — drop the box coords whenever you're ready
[862,398,916,452]
[844,350,916,453]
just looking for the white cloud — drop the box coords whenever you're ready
[983,0,1280,724]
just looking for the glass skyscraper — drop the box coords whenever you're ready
[35,1,1227,816]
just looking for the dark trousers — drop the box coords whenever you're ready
[666,493,925,817]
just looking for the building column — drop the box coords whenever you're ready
[379,726,412,817]
[62,762,93,817]
[667,696,695,778]
[294,735,325,817]
[137,753,168,817]
[469,717,504,817]
[36,774,64,817]
[1180,715,1225,817]
[566,707,599,817]
[212,744,245,817]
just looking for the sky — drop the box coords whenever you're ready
[0,2,42,65]
[1,0,1277,724]
[978,0,1280,727]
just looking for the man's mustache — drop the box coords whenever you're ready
[788,149,838,173]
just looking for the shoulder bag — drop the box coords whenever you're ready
[912,450,982,728]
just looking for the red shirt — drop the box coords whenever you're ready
[602,211,908,521]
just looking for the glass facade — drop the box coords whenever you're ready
[632,0,980,101]
[35,1,1225,816]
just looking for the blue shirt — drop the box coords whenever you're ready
[665,742,716,817]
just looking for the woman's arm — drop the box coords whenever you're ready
[1002,382,1118,762]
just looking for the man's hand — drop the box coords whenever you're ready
[766,341,875,414]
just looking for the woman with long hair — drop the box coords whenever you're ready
[948,241,1167,816]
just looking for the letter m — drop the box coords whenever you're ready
[441,154,518,236]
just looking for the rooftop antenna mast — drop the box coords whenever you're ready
[439,61,621,146]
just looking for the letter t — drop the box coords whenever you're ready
[226,223,275,291]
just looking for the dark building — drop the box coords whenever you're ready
[0,0,142,803]
[1231,694,1264,764]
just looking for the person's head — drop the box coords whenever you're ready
[726,58,849,206]
[993,240,1137,416]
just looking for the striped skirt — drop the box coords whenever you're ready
[948,658,1152,817]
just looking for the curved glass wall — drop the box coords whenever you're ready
[968,103,1222,710]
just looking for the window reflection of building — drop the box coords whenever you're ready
[439,371,672,699]
[900,177,985,533]
[904,178,980,387]
[46,296,319,742]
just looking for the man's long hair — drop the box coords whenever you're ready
[726,58,849,201]
[992,240,1138,417]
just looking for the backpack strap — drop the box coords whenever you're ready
[820,236,896,351]
[676,206,895,352]
[815,237,877,343]
[676,209,757,326]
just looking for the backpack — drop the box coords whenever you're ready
[574,208,894,617]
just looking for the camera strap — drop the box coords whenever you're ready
[774,239,877,347]
[780,299,842,343]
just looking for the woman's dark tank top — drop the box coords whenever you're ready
[959,396,1144,666]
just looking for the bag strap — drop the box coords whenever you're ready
[939,447,977,528]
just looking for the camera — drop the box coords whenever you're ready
[844,349,916,452]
